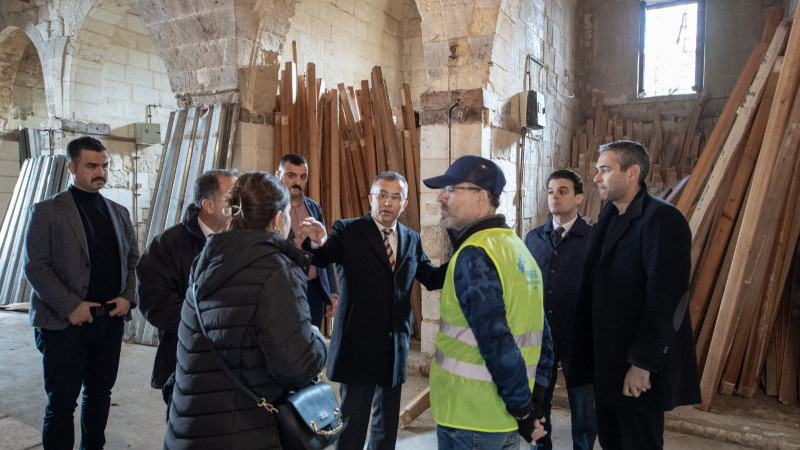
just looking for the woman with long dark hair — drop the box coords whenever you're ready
[164,172,327,449]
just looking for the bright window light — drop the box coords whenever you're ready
[639,1,704,97]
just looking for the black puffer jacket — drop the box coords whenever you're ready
[164,229,327,450]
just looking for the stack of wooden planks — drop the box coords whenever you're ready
[273,46,423,335]
[570,92,705,223]
[675,6,800,410]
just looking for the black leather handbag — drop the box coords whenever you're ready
[192,295,342,450]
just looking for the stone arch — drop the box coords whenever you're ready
[122,0,296,116]
[0,26,47,131]
[63,0,176,137]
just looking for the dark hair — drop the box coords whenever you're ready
[279,153,308,168]
[488,193,500,208]
[66,136,105,163]
[226,172,289,230]
[598,140,650,183]
[372,171,408,197]
[548,169,584,195]
[194,169,238,206]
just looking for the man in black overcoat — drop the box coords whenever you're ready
[567,140,701,449]
[302,171,447,450]
[137,170,236,412]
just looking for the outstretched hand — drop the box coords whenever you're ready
[300,218,327,246]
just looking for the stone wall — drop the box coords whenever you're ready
[65,7,175,138]
[8,42,47,130]
[582,0,787,133]
[283,0,422,107]
[417,0,583,355]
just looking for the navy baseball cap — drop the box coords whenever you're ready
[423,155,506,196]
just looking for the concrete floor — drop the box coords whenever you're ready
[0,310,773,449]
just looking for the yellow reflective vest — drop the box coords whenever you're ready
[430,227,544,432]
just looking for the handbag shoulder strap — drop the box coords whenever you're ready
[191,289,278,413]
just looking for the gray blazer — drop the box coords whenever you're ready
[24,189,139,330]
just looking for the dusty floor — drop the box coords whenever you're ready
[0,310,797,449]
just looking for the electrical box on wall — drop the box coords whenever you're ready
[515,90,546,130]
[134,123,161,145]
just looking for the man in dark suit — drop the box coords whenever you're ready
[525,169,595,450]
[24,136,139,450]
[276,153,338,327]
[136,169,236,413]
[568,140,700,449]
[302,171,446,450]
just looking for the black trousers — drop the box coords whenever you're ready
[34,316,124,450]
[595,407,664,450]
[336,382,403,450]
[306,278,327,328]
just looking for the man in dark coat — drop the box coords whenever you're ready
[302,171,447,450]
[276,153,338,327]
[568,140,701,449]
[525,169,596,450]
[136,169,236,411]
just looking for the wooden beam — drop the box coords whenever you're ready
[398,387,430,429]
[675,41,768,216]
[697,10,800,410]
[688,26,787,236]
[689,71,780,330]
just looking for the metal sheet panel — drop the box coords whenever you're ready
[0,155,70,306]
[124,103,238,345]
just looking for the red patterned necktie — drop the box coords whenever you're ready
[383,228,395,271]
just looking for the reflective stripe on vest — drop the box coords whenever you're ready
[435,348,539,382]
[439,320,543,349]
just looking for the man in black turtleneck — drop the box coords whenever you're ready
[24,136,139,450]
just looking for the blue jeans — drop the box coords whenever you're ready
[437,425,520,450]
[532,357,596,450]
[34,316,124,450]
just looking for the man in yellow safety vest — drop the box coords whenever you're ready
[424,155,554,449]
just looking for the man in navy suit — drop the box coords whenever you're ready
[24,136,139,449]
[302,171,446,450]
[524,170,596,450]
[276,153,338,327]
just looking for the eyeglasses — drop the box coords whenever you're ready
[371,191,405,203]
[440,185,483,196]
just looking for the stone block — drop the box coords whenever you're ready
[421,319,439,355]
[126,13,150,35]
[126,66,154,88]
[101,61,125,83]
[104,44,128,65]
[111,28,137,48]
[74,82,100,103]
[441,5,469,37]
[76,65,103,87]
[419,124,448,160]
[102,100,126,119]
[103,81,132,102]
[335,0,356,15]
[132,86,160,105]
[469,8,498,36]
[421,289,441,320]
[86,122,111,135]
[127,48,150,70]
